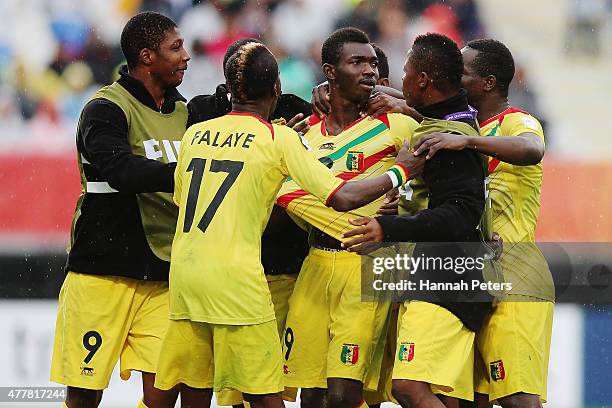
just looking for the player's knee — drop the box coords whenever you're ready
[437,395,461,408]
[498,393,541,408]
[391,380,411,405]
[179,385,212,408]
[474,393,492,408]
[327,378,363,408]
[326,389,361,408]
[243,392,283,408]
[300,388,326,408]
[66,387,103,408]
[142,373,179,408]
[391,380,427,407]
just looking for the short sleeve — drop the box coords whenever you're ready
[502,113,545,142]
[387,113,420,150]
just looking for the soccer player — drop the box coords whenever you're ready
[153,41,422,408]
[413,39,553,408]
[311,43,421,123]
[50,12,190,408]
[372,44,390,87]
[342,33,490,408]
[276,28,421,408]
[204,37,311,408]
[188,38,312,127]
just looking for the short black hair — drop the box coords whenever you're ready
[321,27,370,66]
[223,38,262,73]
[372,44,389,80]
[225,42,279,102]
[120,12,177,69]
[466,39,515,97]
[410,33,463,93]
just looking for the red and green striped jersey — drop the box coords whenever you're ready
[276,113,419,242]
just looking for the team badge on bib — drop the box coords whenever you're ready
[340,344,359,365]
[346,151,365,172]
[80,366,95,377]
[398,342,415,362]
[490,360,506,381]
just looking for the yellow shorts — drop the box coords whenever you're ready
[154,319,283,395]
[267,274,297,337]
[475,297,554,403]
[216,274,297,406]
[50,272,169,390]
[282,248,390,390]
[392,301,475,401]
[216,388,298,407]
[364,303,400,405]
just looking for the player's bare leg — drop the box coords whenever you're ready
[459,398,479,407]
[65,387,103,408]
[327,378,363,408]
[141,372,179,408]
[474,393,492,408]
[300,388,327,408]
[243,392,285,408]
[444,397,483,408]
[437,395,460,408]
[392,379,446,408]
[497,393,542,408]
[179,385,213,408]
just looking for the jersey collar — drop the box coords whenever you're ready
[479,106,528,127]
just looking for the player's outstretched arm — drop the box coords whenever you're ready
[342,146,485,251]
[281,127,425,212]
[327,142,425,212]
[414,132,544,165]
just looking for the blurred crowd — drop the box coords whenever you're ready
[0,0,541,150]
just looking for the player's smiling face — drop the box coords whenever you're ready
[150,27,190,88]
[333,42,378,104]
[461,47,484,107]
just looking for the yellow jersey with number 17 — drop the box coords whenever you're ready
[170,112,345,325]
[480,107,554,301]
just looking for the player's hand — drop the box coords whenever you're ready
[413,133,470,159]
[361,92,406,119]
[311,82,331,117]
[396,141,426,179]
[287,113,311,134]
[377,188,400,215]
[342,217,384,254]
[490,232,503,260]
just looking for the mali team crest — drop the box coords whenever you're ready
[398,342,415,362]
[490,360,506,381]
[340,344,359,365]
[346,151,365,173]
